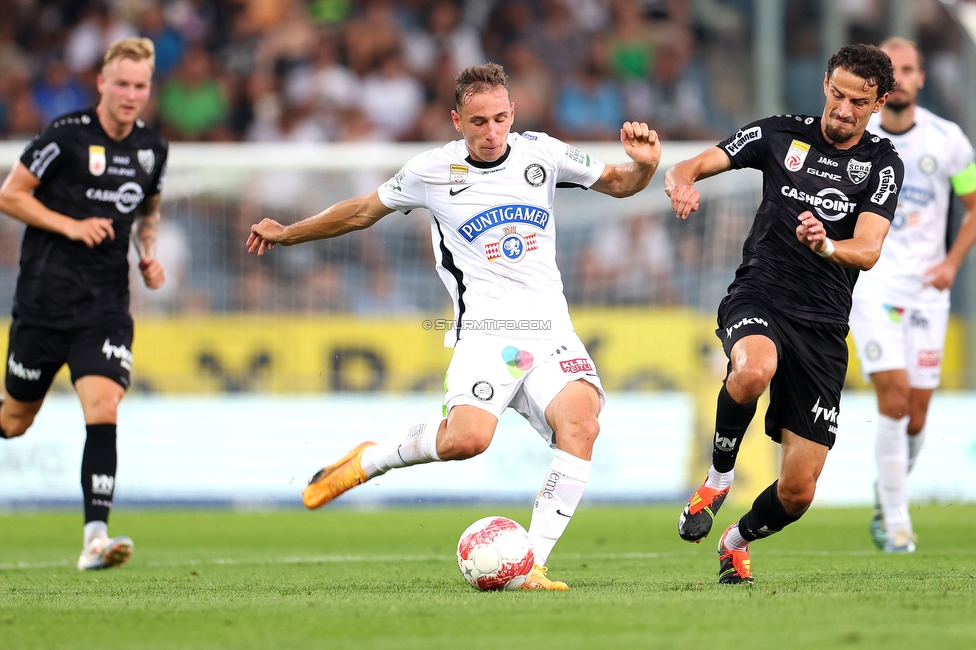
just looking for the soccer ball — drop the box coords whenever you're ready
[457,516,535,591]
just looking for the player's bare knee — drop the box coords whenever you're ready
[729,363,773,401]
[777,480,815,515]
[443,428,492,459]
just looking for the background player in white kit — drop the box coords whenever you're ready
[850,38,976,553]
[247,63,660,590]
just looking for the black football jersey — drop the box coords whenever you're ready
[717,114,903,324]
[15,108,168,328]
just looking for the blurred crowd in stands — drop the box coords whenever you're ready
[0,0,971,316]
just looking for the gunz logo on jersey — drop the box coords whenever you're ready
[86,182,145,214]
[450,164,468,184]
[89,145,106,176]
[485,226,537,262]
[458,204,550,242]
[724,126,761,157]
[847,159,872,184]
[781,186,857,221]
[784,140,810,172]
[870,165,897,205]
[138,149,155,174]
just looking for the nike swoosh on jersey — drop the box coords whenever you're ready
[449,185,472,196]
[556,509,572,518]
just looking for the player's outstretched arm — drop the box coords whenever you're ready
[135,193,165,289]
[0,161,115,247]
[925,190,976,289]
[664,146,731,219]
[590,122,660,198]
[246,190,394,257]
[795,210,890,270]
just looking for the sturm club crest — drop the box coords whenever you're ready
[918,155,938,175]
[137,149,155,174]
[524,163,545,186]
[472,381,494,401]
[784,139,810,172]
[485,226,537,262]
[847,159,871,184]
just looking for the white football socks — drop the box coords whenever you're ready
[876,414,911,536]
[83,521,108,547]
[528,449,591,567]
[907,426,926,474]
[704,465,734,490]
[721,523,749,551]
[360,416,443,479]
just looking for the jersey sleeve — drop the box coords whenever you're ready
[377,153,429,213]
[947,127,976,196]
[18,123,65,181]
[717,118,769,170]
[547,134,605,189]
[151,144,169,195]
[863,150,904,222]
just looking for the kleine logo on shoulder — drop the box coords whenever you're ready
[559,358,593,374]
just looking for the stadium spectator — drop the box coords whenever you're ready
[158,44,231,140]
[532,0,589,81]
[65,3,138,74]
[604,0,657,83]
[553,42,625,140]
[0,37,168,572]
[32,58,92,124]
[402,0,485,77]
[284,30,360,138]
[358,50,425,140]
[665,44,901,584]
[503,41,554,133]
[851,38,976,554]
[246,62,660,591]
[343,0,403,77]
[138,3,186,79]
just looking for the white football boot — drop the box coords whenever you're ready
[77,535,134,571]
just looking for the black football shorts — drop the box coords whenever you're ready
[4,318,133,402]
[717,292,848,449]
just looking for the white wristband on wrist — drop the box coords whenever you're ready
[817,238,835,258]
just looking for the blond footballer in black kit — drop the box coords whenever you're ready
[0,38,167,570]
[665,44,902,583]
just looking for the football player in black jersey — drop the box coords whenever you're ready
[663,44,902,583]
[0,38,167,571]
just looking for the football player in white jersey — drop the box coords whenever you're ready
[247,63,661,590]
[850,38,976,553]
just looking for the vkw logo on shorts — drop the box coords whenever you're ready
[847,159,872,184]
[524,163,546,186]
[472,381,494,401]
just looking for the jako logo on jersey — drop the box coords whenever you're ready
[817,156,838,167]
[724,126,762,157]
[86,182,145,214]
[784,140,810,172]
[870,165,897,205]
[90,474,115,496]
[847,159,872,184]
[102,338,133,370]
[7,354,41,381]
[780,186,857,221]
[29,142,60,179]
[89,145,106,176]
[725,316,768,338]
[810,397,838,426]
[458,204,550,242]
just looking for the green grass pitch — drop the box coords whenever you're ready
[1,504,974,649]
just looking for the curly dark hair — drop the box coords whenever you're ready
[454,63,510,110]
[826,44,895,99]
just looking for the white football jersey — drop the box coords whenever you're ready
[377,131,605,346]
[855,107,976,307]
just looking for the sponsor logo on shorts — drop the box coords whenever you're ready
[910,311,930,329]
[918,349,942,368]
[864,341,882,361]
[559,358,593,374]
[102,338,133,371]
[502,346,534,379]
[811,396,838,434]
[884,305,905,323]
[725,316,769,338]
[471,381,494,401]
[7,354,41,381]
[90,474,115,496]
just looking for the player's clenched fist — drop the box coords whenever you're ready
[667,184,700,220]
[795,210,828,252]
[246,218,286,256]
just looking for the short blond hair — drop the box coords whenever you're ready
[103,37,156,74]
[879,36,923,70]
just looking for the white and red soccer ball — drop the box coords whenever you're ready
[457,516,535,591]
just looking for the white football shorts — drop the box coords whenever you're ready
[849,298,949,389]
[444,332,605,447]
